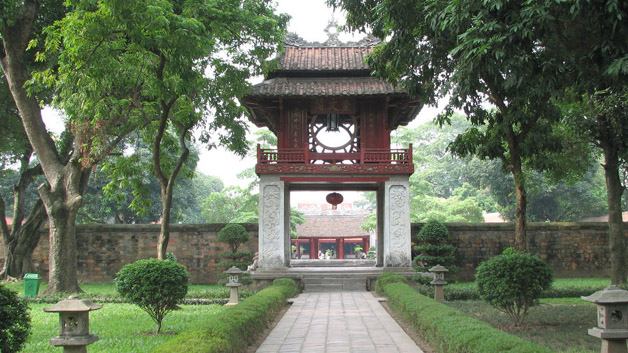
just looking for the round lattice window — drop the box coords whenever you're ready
[309,114,359,153]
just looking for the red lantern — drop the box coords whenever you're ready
[326,192,344,210]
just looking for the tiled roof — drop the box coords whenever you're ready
[278,47,371,72]
[247,77,405,98]
[295,215,369,238]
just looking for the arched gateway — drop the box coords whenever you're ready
[242,29,421,283]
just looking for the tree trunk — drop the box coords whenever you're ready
[157,189,172,260]
[1,201,47,280]
[601,142,627,285]
[505,125,528,252]
[42,190,82,294]
[512,162,528,252]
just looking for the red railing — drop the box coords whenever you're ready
[257,144,413,165]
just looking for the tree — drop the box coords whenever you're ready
[79,144,220,224]
[2,1,287,292]
[526,0,628,284]
[0,74,48,280]
[128,0,288,260]
[330,0,590,252]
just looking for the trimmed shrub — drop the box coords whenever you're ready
[375,272,408,295]
[476,249,553,326]
[116,259,189,333]
[0,285,30,353]
[375,278,552,353]
[152,278,297,353]
[218,224,250,253]
[414,219,457,283]
[217,224,252,285]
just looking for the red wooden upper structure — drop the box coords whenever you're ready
[242,32,421,175]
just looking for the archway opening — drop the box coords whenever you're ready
[289,190,377,266]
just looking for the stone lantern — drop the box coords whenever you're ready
[429,264,449,302]
[224,266,243,306]
[44,295,102,353]
[582,285,628,353]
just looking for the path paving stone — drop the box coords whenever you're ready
[256,292,424,353]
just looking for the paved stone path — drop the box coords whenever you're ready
[256,292,424,353]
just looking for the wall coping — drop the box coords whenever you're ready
[23,221,617,235]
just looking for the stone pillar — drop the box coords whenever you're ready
[258,175,288,270]
[383,176,412,267]
[376,183,385,267]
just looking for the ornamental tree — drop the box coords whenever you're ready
[116,259,189,333]
[476,249,552,326]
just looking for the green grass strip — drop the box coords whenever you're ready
[378,275,553,353]
[151,278,298,353]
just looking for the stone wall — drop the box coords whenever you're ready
[0,224,258,284]
[0,222,619,283]
[412,222,614,280]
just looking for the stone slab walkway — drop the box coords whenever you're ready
[256,292,424,353]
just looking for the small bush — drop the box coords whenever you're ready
[0,285,30,353]
[476,250,553,326]
[116,259,189,333]
[375,272,408,295]
[218,224,250,253]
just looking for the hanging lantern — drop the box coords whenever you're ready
[326,192,344,210]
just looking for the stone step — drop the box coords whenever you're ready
[304,282,366,292]
[302,275,368,292]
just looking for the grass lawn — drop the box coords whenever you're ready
[4,281,251,301]
[444,279,611,353]
[22,303,224,353]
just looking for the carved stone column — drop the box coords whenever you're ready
[258,175,288,270]
[383,176,412,267]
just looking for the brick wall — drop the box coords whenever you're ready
[0,224,258,284]
[412,222,615,280]
[0,222,620,283]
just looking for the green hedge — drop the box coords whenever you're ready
[377,277,552,353]
[152,278,297,353]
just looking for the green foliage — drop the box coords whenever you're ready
[376,281,552,353]
[476,251,553,326]
[331,0,599,251]
[115,259,189,333]
[375,272,408,295]
[367,245,376,260]
[151,279,297,353]
[0,285,30,353]
[217,224,250,253]
[165,252,177,262]
[414,220,457,278]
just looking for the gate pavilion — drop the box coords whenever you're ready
[242,26,421,282]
